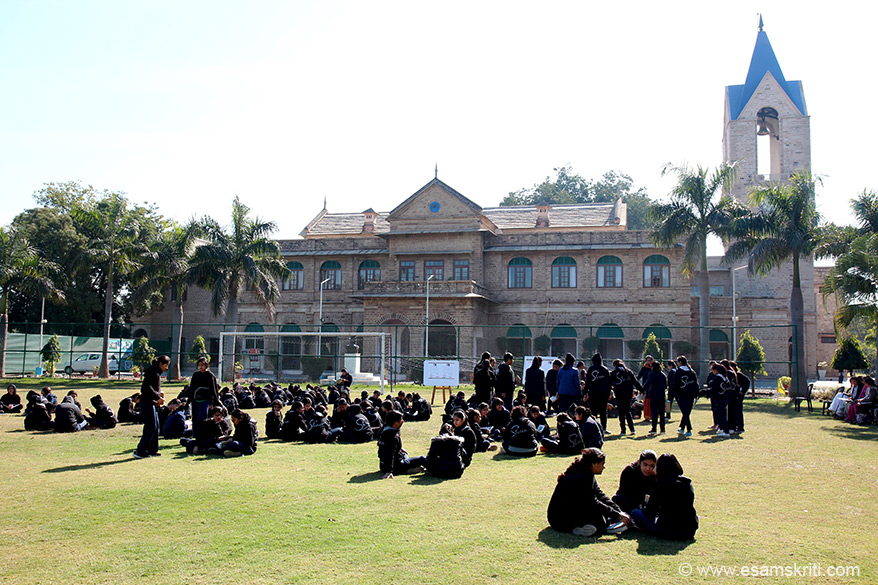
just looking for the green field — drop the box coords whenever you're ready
[0,380,875,584]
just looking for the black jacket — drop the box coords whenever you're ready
[281,410,307,441]
[585,354,612,398]
[524,366,545,403]
[556,420,584,454]
[265,410,283,440]
[162,410,185,438]
[547,470,622,532]
[545,368,559,398]
[452,423,477,466]
[304,413,332,444]
[342,405,372,442]
[54,397,85,433]
[643,370,668,401]
[140,364,164,406]
[425,434,466,479]
[232,413,259,452]
[615,461,657,510]
[496,362,515,402]
[487,406,511,431]
[611,366,642,403]
[24,403,53,431]
[670,366,699,400]
[472,359,495,402]
[643,475,698,539]
[579,416,604,449]
[503,416,538,454]
[377,425,407,474]
[190,370,220,403]
[90,401,117,429]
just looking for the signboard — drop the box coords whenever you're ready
[423,360,460,387]
[523,355,559,377]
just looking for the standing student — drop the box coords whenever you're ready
[730,361,749,433]
[612,450,657,513]
[134,355,170,459]
[709,363,733,437]
[546,448,631,536]
[670,356,698,436]
[584,353,612,432]
[643,361,667,435]
[637,355,654,421]
[472,352,495,405]
[611,360,641,436]
[496,352,517,410]
[378,410,426,479]
[630,453,698,540]
[524,356,546,410]
[665,360,677,422]
[556,353,582,415]
[190,357,220,437]
[544,359,562,414]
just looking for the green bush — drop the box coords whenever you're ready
[831,336,868,376]
[301,356,331,382]
[642,332,662,362]
[736,330,767,377]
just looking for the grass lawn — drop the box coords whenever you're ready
[0,380,875,584]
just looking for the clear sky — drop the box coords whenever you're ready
[0,1,872,240]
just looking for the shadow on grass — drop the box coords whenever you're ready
[348,471,384,483]
[409,473,457,485]
[825,424,878,442]
[536,526,592,548]
[42,458,136,473]
[635,534,695,555]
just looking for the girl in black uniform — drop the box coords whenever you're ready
[611,360,641,436]
[643,361,667,435]
[630,453,698,539]
[671,356,698,436]
[611,450,657,513]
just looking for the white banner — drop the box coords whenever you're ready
[423,360,460,387]
[523,355,559,377]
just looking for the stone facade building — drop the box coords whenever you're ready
[141,22,835,382]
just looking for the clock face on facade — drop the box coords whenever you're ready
[429,201,440,213]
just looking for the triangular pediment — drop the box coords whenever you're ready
[386,178,499,234]
[737,70,806,119]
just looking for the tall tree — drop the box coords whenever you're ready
[652,162,742,378]
[72,193,150,378]
[191,196,289,380]
[0,226,63,377]
[725,171,822,398]
[130,222,200,380]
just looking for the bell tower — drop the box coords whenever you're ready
[723,15,810,203]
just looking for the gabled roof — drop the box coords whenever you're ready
[300,211,391,237]
[388,177,482,217]
[483,202,621,230]
[727,27,807,120]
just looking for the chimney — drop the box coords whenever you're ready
[362,208,378,233]
[535,203,551,228]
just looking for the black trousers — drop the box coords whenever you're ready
[136,403,159,456]
[617,396,634,433]
[650,395,666,432]
[590,392,610,431]
[677,395,694,432]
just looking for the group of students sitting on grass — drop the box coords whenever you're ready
[827,375,877,424]
[547,448,698,540]
[6,384,119,433]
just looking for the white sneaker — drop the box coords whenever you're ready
[716,431,730,438]
[677,428,684,434]
[572,525,598,537]
[606,522,628,535]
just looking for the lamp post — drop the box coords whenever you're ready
[318,277,331,355]
[425,274,434,357]
[731,265,747,357]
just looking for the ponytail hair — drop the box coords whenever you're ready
[154,355,171,367]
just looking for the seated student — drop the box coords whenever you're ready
[282,401,308,442]
[24,396,53,431]
[54,395,88,433]
[404,392,432,422]
[539,413,584,455]
[486,398,511,440]
[332,403,372,443]
[264,400,284,440]
[575,406,604,449]
[220,409,259,457]
[86,395,118,429]
[254,386,272,408]
[41,387,59,412]
[444,391,469,423]
[449,410,477,467]
[220,387,238,414]
[329,399,348,430]
[238,387,256,410]
[160,399,187,439]
[1,384,23,414]
[425,424,467,479]
[362,401,383,438]
[371,390,383,408]
[65,390,82,410]
[24,389,46,415]
[337,368,353,391]
[612,450,657,513]
[502,405,539,457]
[304,405,333,443]
[631,453,698,540]
[181,406,230,455]
[395,391,409,413]
[378,410,427,479]
[118,393,141,423]
[467,409,497,453]
[527,405,549,439]
[546,448,631,537]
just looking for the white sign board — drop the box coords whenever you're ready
[523,356,559,377]
[423,360,460,387]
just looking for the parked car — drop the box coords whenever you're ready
[63,353,132,375]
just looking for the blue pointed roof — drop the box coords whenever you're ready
[727,29,807,120]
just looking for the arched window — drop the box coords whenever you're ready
[358,260,380,290]
[642,323,672,358]
[709,329,730,361]
[507,257,532,289]
[551,256,577,288]
[506,324,533,356]
[427,319,456,357]
[284,261,303,290]
[551,324,577,356]
[596,323,624,359]
[596,255,623,288]
[320,261,342,290]
[280,323,301,370]
[643,255,670,288]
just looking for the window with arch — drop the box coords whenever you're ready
[320,260,342,290]
[507,257,532,289]
[551,256,577,288]
[283,261,304,290]
[551,324,577,356]
[596,255,623,288]
[280,324,302,370]
[506,324,532,356]
[643,255,670,288]
[358,260,380,290]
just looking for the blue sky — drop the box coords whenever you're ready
[1,1,873,240]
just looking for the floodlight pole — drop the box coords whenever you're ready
[731,265,747,357]
[425,274,434,357]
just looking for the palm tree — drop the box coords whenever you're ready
[725,170,821,398]
[818,190,878,372]
[652,162,742,378]
[130,222,200,380]
[0,226,63,377]
[191,196,289,380]
[72,193,148,378]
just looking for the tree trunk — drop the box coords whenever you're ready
[170,298,183,381]
[223,296,239,382]
[0,310,7,379]
[98,262,114,378]
[789,257,807,398]
[697,267,711,383]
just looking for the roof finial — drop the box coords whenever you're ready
[434,163,438,179]
[323,195,327,211]
[757,13,763,32]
